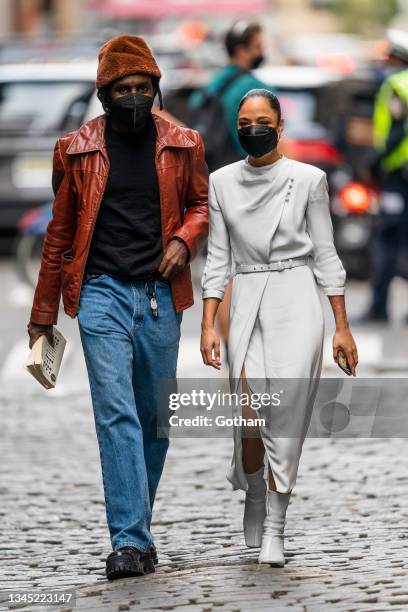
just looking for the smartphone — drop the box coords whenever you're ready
[336,349,353,376]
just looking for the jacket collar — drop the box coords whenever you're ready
[66,112,196,155]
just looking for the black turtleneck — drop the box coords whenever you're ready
[85,113,164,281]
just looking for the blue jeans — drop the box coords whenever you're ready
[77,273,182,553]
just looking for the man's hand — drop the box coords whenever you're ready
[27,322,54,349]
[157,238,189,281]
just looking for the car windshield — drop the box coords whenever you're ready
[0,81,94,134]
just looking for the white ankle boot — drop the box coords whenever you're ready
[258,488,291,566]
[243,467,267,547]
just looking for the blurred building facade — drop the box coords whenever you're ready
[0,0,403,41]
[0,0,83,38]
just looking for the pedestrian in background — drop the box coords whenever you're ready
[27,34,209,581]
[188,20,274,171]
[362,30,408,322]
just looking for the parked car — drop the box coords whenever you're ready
[0,61,99,233]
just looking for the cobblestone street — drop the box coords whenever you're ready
[2,387,408,611]
[3,0,408,608]
[1,262,408,611]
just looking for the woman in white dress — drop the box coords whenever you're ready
[200,89,358,567]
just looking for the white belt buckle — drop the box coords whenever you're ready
[288,258,294,269]
[277,260,284,271]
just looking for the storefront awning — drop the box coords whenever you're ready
[94,0,267,17]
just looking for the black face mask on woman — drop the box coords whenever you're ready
[110,92,154,130]
[238,124,279,158]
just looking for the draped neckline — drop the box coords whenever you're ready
[239,154,287,184]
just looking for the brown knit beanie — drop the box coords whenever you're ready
[96,34,162,90]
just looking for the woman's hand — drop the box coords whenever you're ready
[332,326,358,376]
[200,325,222,369]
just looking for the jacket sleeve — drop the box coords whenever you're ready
[306,172,346,296]
[201,176,232,300]
[170,130,209,262]
[29,138,77,325]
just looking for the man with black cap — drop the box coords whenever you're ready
[27,35,209,580]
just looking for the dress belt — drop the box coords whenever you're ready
[235,256,311,274]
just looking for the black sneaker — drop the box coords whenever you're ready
[106,546,150,581]
[144,544,158,566]
[140,544,157,574]
[151,544,158,565]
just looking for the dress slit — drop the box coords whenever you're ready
[241,360,281,489]
[239,311,281,492]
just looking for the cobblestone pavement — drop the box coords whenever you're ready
[2,385,408,612]
[1,260,408,611]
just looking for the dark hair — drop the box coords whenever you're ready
[97,74,163,114]
[225,21,262,58]
[238,88,282,122]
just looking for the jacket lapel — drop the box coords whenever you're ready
[66,114,107,155]
[153,113,196,159]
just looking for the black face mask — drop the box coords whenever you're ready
[238,124,279,158]
[250,54,265,69]
[110,92,154,130]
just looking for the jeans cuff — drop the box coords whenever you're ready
[114,540,152,554]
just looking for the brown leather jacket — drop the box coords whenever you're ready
[30,112,209,325]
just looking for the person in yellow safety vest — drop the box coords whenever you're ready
[361,29,408,323]
[373,63,408,173]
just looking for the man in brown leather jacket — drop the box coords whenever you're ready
[27,35,209,580]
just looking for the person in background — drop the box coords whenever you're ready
[189,20,273,160]
[362,29,408,322]
[27,35,209,581]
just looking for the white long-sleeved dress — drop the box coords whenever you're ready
[201,154,346,494]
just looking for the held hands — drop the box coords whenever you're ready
[157,238,189,281]
[332,326,358,376]
[200,325,222,369]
